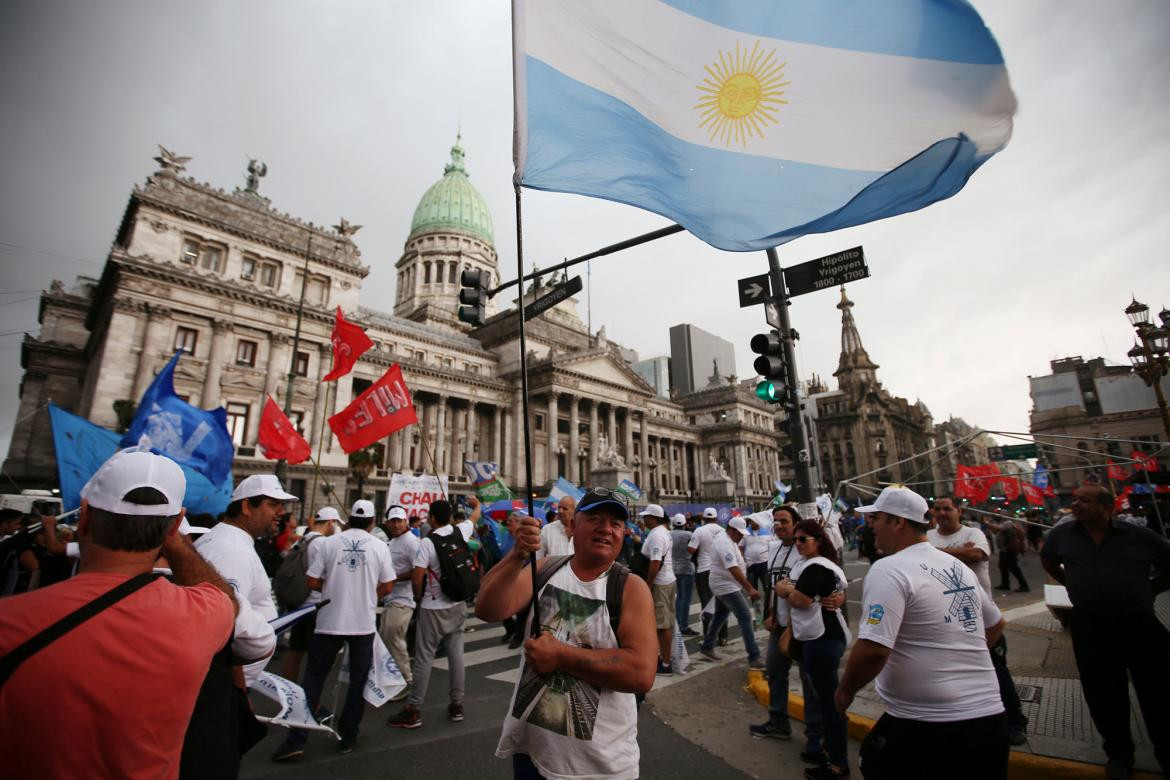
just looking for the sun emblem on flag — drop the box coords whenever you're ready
[695,41,789,148]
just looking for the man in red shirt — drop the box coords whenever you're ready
[0,448,237,779]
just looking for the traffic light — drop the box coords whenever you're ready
[458,268,489,326]
[751,331,787,404]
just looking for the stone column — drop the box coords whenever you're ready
[639,412,649,489]
[467,402,480,467]
[623,408,634,465]
[264,333,290,403]
[449,403,465,478]
[310,342,331,452]
[434,394,448,475]
[734,443,749,492]
[588,402,599,471]
[512,394,526,489]
[201,320,233,408]
[132,304,173,399]
[666,436,676,496]
[546,391,559,480]
[682,442,691,494]
[568,395,580,483]
[606,404,617,450]
[493,406,503,468]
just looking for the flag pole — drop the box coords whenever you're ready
[415,422,449,504]
[514,184,541,638]
[308,372,334,519]
[277,231,314,487]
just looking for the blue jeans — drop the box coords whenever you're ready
[286,632,374,746]
[701,589,760,661]
[675,573,695,629]
[801,635,848,768]
[767,624,824,751]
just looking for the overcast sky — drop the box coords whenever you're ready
[2,1,1169,463]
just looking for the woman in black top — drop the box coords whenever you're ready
[775,520,850,779]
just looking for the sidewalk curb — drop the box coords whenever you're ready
[744,671,1162,779]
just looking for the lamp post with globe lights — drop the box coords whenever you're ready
[1124,298,1170,442]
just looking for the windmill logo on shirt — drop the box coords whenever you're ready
[339,538,367,572]
[930,561,978,633]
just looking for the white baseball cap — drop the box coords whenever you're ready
[314,506,341,523]
[81,449,185,516]
[638,504,665,518]
[231,474,297,503]
[350,499,376,519]
[670,513,686,527]
[702,507,718,519]
[386,506,407,521]
[728,516,749,534]
[855,486,930,524]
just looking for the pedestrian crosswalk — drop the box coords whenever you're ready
[435,600,770,694]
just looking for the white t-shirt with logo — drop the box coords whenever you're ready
[386,531,421,608]
[689,522,725,573]
[298,531,326,606]
[708,533,747,596]
[858,542,1003,722]
[765,539,804,626]
[641,524,676,585]
[414,519,475,610]
[307,527,394,635]
[927,524,992,597]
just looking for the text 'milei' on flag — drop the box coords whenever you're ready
[328,364,418,454]
[258,396,312,464]
[513,0,1016,251]
[322,307,373,382]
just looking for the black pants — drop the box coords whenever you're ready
[695,571,727,641]
[287,632,374,745]
[989,634,1026,729]
[859,712,1008,780]
[1071,612,1170,771]
[996,551,1028,589]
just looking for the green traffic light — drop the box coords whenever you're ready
[755,380,779,402]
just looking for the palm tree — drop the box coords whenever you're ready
[348,444,382,500]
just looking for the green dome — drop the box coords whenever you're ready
[408,136,494,246]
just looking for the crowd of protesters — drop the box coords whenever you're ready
[2,443,1168,780]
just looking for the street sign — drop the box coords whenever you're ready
[783,246,869,298]
[523,275,584,321]
[737,273,771,308]
[988,443,1038,461]
[764,301,781,329]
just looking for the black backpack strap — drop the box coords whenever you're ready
[0,571,159,688]
[533,554,573,594]
[605,562,630,646]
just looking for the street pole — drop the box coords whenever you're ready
[276,232,313,487]
[764,248,816,518]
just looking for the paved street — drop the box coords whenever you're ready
[241,540,1063,779]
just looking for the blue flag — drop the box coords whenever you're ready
[515,0,1016,251]
[121,351,234,486]
[1032,464,1050,490]
[50,404,233,516]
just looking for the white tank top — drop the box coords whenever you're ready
[788,556,852,644]
[495,562,639,780]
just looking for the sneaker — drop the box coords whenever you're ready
[799,749,828,765]
[656,661,674,676]
[271,740,304,762]
[337,737,355,754]
[508,635,524,650]
[804,764,850,779]
[680,627,699,636]
[387,705,422,729]
[448,702,465,722]
[700,647,722,661]
[748,657,766,670]
[1008,724,1027,746]
[500,632,514,644]
[1015,586,1031,593]
[717,637,729,647]
[749,721,792,740]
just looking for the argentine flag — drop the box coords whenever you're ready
[513,0,1016,251]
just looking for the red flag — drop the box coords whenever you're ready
[322,307,373,382]
[329,364,417,454]
[1107,459,1128,481]
[1132,450,1160,472]
[955,463,1001,503]
[1021,484,1045,506]
[1001,477,1021,502]
[1115,486,1132,512]
[257,396,312,464]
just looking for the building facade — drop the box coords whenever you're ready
[809,288,942,499]
[669,323,737,395]
[5,143,791,513]
[1029,355,1169,497]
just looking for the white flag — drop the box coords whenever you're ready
[338,634,408,708]
[253,673,338,735]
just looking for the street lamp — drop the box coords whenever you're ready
[1124,297,1170,442]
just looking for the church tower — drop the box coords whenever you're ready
[833,286,880,390]
[393,134,498,331]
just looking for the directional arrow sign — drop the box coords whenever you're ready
[523,275,584,321]
[737,273,771,308]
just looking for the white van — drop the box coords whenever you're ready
[0,490,65,518]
